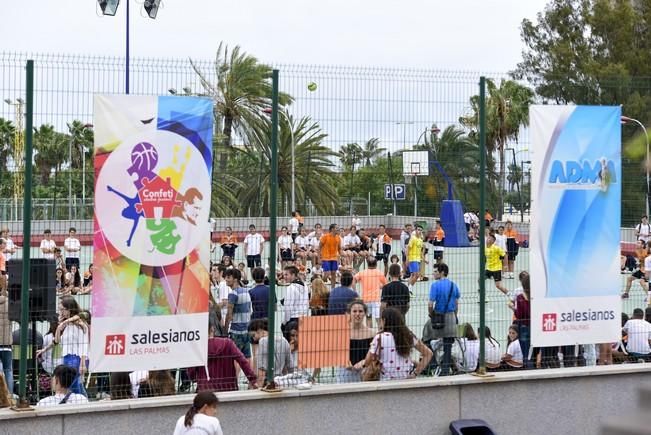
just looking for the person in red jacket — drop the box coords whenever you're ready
[187,312,257,392]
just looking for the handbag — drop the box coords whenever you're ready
[361,334,383,381]
[431,282,454,329]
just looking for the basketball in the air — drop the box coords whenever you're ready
[130,142,159,172]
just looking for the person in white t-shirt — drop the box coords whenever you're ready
[282,266,309,327]
[636,216,651,243]
[64,227,81,271]
[294,227,314,267]
[483,326,501,369]
[502,325,523,369]
[0,228,17,261]
[289,212,300,242]
[40,229,56,260]
[36,364,88,407]
[342,226,361,268]
[174,392,223,435]
[352,215,362,228]
[243,224,264,280]
[364,307,432,381]
[453,323,479,373]
[209,264,230,327]
[278,226,294,268]
[623,308,651,359]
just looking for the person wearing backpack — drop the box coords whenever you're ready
[427,263,460,376]
[636,216,651,243]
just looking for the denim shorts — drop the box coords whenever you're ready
[230,333,251,358]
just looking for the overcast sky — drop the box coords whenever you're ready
[1,0,549,71]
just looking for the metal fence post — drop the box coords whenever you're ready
[17,59,34,407]
[477,76,488,375]
[264,69,280,390]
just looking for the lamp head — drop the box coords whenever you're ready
[98,0,120,16]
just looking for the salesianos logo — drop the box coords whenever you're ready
[548,158,616,191]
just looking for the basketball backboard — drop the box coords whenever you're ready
[402,150,429,176]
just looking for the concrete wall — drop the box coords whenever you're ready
[1,365,649,435]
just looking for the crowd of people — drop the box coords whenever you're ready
[0,214,649,412]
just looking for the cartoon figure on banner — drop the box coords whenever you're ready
[107,141,202,255]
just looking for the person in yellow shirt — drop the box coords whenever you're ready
[407,226,424,287]
[485,234,507,295]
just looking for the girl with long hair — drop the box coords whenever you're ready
[37,296,88,396]
[363,307,432,381]
[453,323,479,373]
[109,372,133,400]
[66,264,82,295]
[512,271,531,367]
[309,277,330,316]
[501,325,524,369]
[173,392,223,435]
[482,326,501,370]
[138,370,176,398]
[336,300,375,383]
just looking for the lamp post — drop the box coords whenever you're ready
[66,123,93,220]
[98,0,161,94]
[504,147,528,222]
[415,125,441,148]
[264,108,295,212]
[522,160,531,222]
[396,121,415,150]
[621,115,650,216]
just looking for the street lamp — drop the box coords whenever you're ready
[504,147,529,222]
[264,107,296,213]
[67,123,93,219]
[621,115,650,217]
[97,0,161,94]
[415,125,441,148]
[396,121,415,150]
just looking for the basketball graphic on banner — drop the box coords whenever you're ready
[130,141,159,172]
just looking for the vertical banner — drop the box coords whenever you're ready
[530,105,621,347]
[90,95,213,371]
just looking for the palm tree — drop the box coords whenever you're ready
[34,124,68,185]
[414,125,492,206]
[0,118,14,173]
[232,115,339,216]
[66,120,93,170]
[360,137,386,166]
[338,143,363,168]
[190,42,293,174]
[459,79,534,218]
[506,162,523,192]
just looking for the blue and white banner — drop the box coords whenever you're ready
[530,105,621,347]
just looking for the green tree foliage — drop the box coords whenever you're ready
[513,0,651,224]
[190,42,293,174]
[338,143,363,168]
[460,80,534,218]
[229,115,339,216]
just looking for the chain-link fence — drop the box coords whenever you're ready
[0,52,649,406]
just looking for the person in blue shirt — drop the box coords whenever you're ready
[327,271,359,315]
[249,267,274,320]
[428,263,460,376]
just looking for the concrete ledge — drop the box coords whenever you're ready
[1,364,650,435]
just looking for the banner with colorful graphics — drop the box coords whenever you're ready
[530,105,621,347]
[90,95,213,371]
